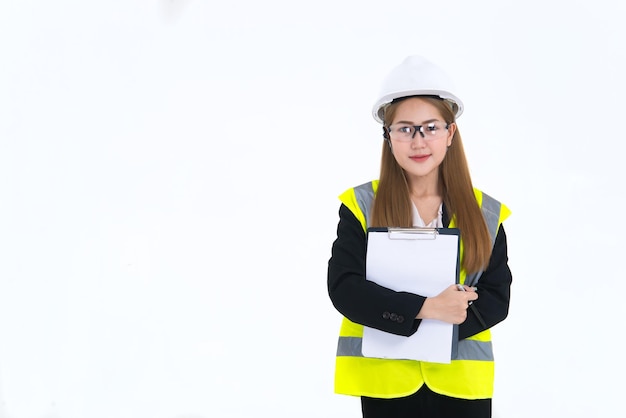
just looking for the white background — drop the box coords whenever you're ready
[1,1,625,417]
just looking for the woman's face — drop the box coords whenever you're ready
[388,97,456,185]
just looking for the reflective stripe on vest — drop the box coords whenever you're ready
[462,190,502,287]
[337,335,494,361]
[353,182,376,228]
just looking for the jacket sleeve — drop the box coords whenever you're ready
[327,204,426,336]
[458,224,512,339]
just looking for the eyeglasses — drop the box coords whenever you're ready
[386,121,450,142]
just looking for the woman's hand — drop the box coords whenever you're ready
[416,284,478,324]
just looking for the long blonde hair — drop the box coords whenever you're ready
[370,97,492,274]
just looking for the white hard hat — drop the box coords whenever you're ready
[372,55,464,124]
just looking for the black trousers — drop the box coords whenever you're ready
[361,384,491,418]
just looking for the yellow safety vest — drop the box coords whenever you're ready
[334,180,511,400]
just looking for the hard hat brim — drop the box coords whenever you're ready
[372,90,464,124]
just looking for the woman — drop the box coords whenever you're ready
[327,55,512,418]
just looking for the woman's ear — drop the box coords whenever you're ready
[446,122,456,147]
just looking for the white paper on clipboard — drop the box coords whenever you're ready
[363,227,460,364]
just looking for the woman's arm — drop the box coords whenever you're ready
[327,204,425,336]
[458,224,512,339]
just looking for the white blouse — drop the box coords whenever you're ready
[411,202,443,228]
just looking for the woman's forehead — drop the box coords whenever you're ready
[393,98,443,119]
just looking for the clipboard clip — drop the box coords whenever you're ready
[387,227,439,240]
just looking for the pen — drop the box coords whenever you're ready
[457,284,487,328]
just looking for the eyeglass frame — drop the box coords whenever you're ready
[384,121,452,142]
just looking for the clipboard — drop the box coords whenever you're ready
[362,227,460,364]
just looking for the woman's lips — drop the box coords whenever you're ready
[409,155,430,162]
